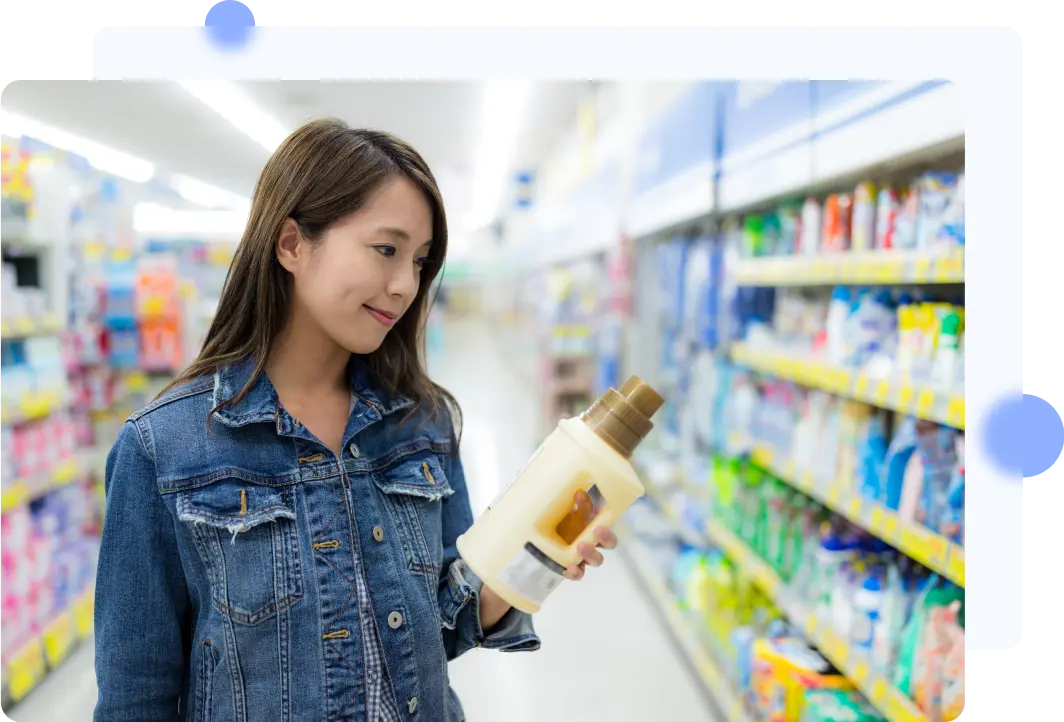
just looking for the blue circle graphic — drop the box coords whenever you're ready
[984,393,1064,478]
[205,1,256,51]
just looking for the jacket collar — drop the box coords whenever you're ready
[211,355,414,429]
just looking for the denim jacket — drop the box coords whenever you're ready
[93,357,539,722]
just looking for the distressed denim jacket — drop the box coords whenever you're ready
[93,357,540,722]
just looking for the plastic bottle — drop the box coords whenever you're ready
[851,182,877,251]
[933,311,962,390]
[456,376,664,613]
[874,186,900,250]
[851,574,884,652]
[800,197,822,255]
[826,286,853,366]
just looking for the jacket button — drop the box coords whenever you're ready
[372,526,384,543]
[349,443,360,458]
[388,612,403,629]
[407,697,418,714]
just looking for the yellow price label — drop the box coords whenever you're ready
[947,397,965,428]
[828,485,843,507]
[800,470,816,493]
[43,612,75,666]
[74,590,95,637]
[871,678,890,706]
[847,495,863,520]
[914,257,932,281]
[16,316,34,333]
[9,638,45,701]
[854,373,871,399]
[948,548,966,586]
[937,255,964,281]
[882,514,900,542]
[853,659,870,684]
[878,259,905,283]
[874,380,891,405]
[928,535,950,570]
[898,384,915,410]
[53,459,79,484]
[870,506,887,535]
[916,390,935,417]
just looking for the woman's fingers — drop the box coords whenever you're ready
[594,526,618,550]
[577,542,605,568]
[566,564,585,581]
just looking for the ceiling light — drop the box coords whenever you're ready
[171,174,251,214]
[133,201,248,236]
[178,80,289,153]
[464,81,533,231]
[1,111,154,183]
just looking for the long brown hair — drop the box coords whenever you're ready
[162,118,460,435]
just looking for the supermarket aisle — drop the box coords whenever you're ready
[433,317,717,722]
[8,317,716,722]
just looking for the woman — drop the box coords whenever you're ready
[93,119,616,722]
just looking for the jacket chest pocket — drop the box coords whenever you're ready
[372,452,453,578]
[177,480,304,626]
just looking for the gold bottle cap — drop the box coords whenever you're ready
[580,375,664,458]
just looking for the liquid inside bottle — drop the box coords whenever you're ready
[556,487,604,544]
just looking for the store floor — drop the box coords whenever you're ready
[8,315,717,722]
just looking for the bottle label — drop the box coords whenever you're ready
[497,542,566,607]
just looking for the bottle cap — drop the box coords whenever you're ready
[580,375,664,458]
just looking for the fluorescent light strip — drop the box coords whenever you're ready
[179,81,289,153]
[464,81,533,231]
[133,202,247,236]
[1,111,155,183]
[171,174,251,213]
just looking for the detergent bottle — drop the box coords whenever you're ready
[456,375,664,613]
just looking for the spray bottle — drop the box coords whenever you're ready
[456,376,664,613]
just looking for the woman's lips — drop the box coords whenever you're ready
[364,305,398,327]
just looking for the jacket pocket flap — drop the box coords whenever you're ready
[373,454,453,501]
[178,481,296,533]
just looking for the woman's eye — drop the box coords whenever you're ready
[374,245,397,258]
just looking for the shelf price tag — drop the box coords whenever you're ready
[9,638,45,702]
[947,397,965,428]
[874,380,892,405]
[870,507,887,536]
[916,390,935,418]
[947,547,966,586]
[928,536,950,571]
[43,612,75,666]
[74,590,95,638]
[882,514,900,543]
[854,373,871,400]
[914,257,932,282]
[898,384,915,412]
[847,495,863,520]
[870,678,890,706]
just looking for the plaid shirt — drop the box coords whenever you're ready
[352,535,402,721]
[348,395,403,722]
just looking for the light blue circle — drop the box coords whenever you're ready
[205,1,256,52]
[984,393,1064,478]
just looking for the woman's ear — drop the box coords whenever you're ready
[276,218,304,273]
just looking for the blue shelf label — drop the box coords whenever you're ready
[634,82,720,196]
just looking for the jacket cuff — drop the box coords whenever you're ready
[440,559,540,655]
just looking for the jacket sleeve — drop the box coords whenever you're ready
[437,428,540,660]
[94,420,190,722]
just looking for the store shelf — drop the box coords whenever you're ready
[745,443,965,587]
[733,249,965,287]
[617,522,751,722]
[0,389,67,426]
[0,457,87,514]
[704,520,930,722]
[730,343,965,429]
[0,313,62,341]
[2,587,94,706]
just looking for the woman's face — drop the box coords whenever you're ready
[281,175,434,355]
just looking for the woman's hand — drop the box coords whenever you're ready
[565,526,618,581]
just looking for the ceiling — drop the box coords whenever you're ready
[1,80,593,228]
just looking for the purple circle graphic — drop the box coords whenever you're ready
[205,1,256,51]
[984,393,1064,477]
